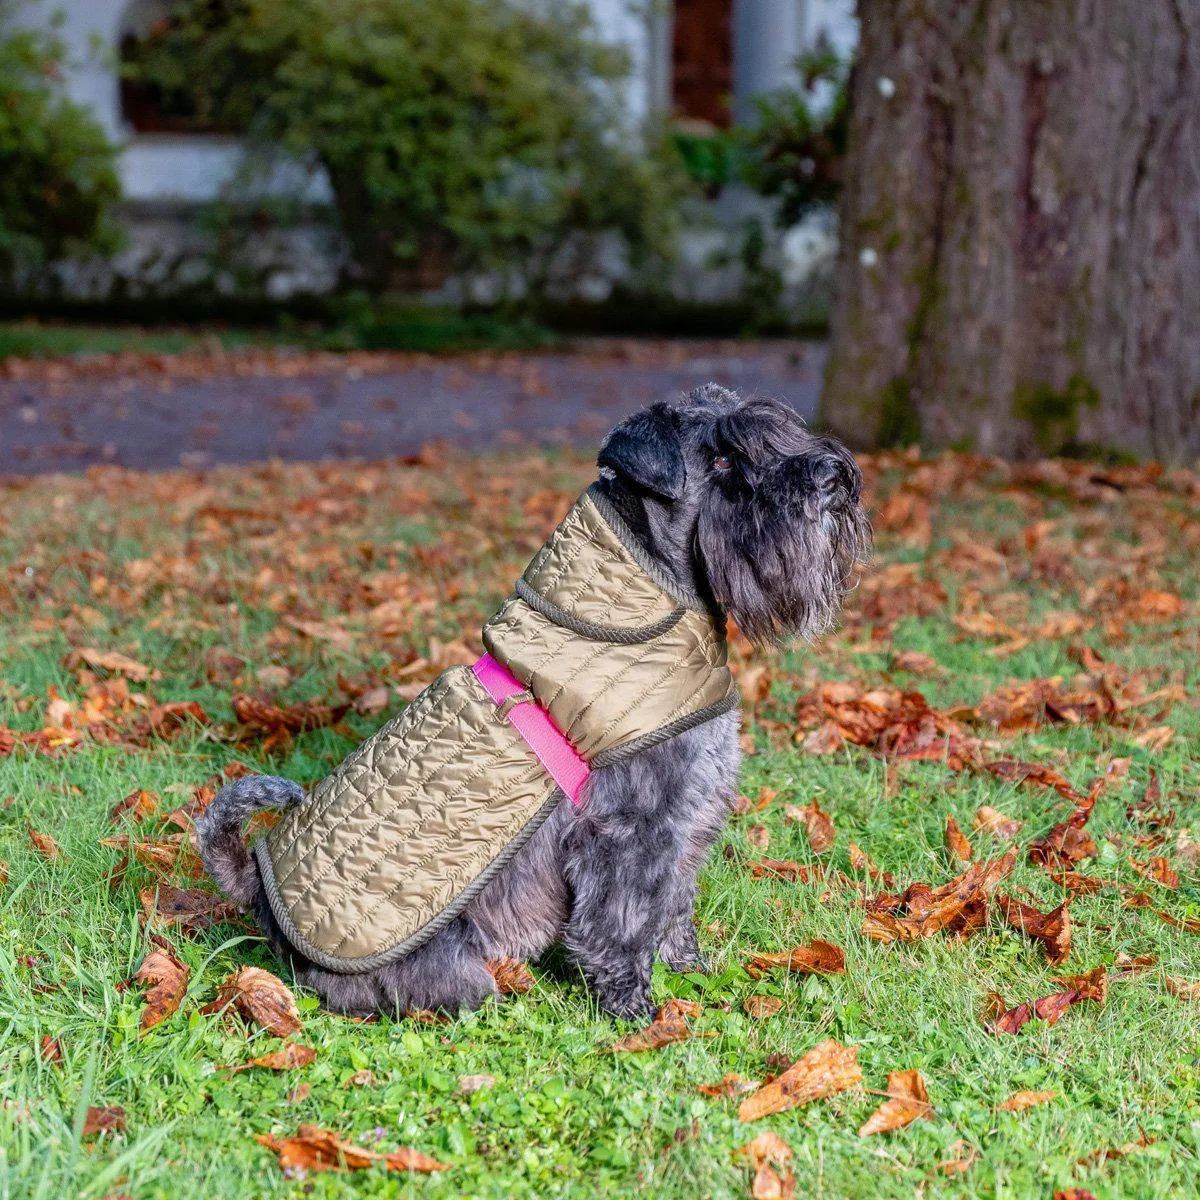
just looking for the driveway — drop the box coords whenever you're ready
[0,338,827,475]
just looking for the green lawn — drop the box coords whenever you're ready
[1,449,1196,1199]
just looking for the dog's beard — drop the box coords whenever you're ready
[696,475,870,646]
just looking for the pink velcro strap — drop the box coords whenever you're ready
[472,654,590,806]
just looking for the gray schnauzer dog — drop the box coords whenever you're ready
[197,385,869,1021]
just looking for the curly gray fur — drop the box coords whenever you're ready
[197,385,869,1021]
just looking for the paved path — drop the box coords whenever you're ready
[0,338,826,475]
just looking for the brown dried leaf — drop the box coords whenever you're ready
[139,884,238,935]
[231,693,347,735]
[746,824,771,851]
[1076,1131,1155,1168]
[750,1163,796,1199]
[133,946,189,1033]
[28,824,62,861]
[255,1125,449,1174]
[795,798,835,854]
[982,760,1089,806]
[937,1139,979,1175]
[698,1073,760,1098]
[657,998,703,1022]
[863,851,1017,943]
[609,1019,692,1053]
[457,1074,496,1094]
[1163,975,1200,1000]
[1129,856,1179,890]
[973,806,1023,840]
[109,789,158,823]
[996,895,1072,964]
[1051,966,1108,1005]
[39,1034,63,1064]
[228,1043,317,1072]
[205,966,301,1038]
[737,1039,861,1122]
[945,815,973,863]
[81,1105,126,1136]
[745,939,845,979]
[986,992,1033,1036]
[743,995,784,1019]
[71,647,155,681]
[1034,989,1083,1027]
[858,1069,933,1136]
[486,957,534,995]
[1124,892,1200,933]
[998,1089,1055,1112]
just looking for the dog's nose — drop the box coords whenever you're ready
[805,453,858,506]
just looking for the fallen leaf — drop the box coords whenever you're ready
[1162,975,1200,1000]
[986,992,1033,1036]
[863,851,1017,943]
[1113,952,1158,975]
[255,1125,449,1174]
[486,957,534,995]
[204,966,301,1037]
[231,693,348,738]
[1124,892,1200,934]
[1134,725,1175,752]
[996,895,1072,964]
[890,650,940,675]
[737,1039,861,1121]
[790,798,835,854]
[746,824,771,851]
[945,815,973,863]
[109,789,158,823]
[656,998,703,1022]
[28,824,62,861]
[139,885,238,935]
[458,1074,496,1094]
[227,1043,317,1072]
[1076,1130,1155,1168]
[698,1073,760,1098]
[743,995,784,1019]
[1129,856,1178,889]
[1054,1190,1098,1200]
[982,760,1090,806]
[745,939,845,979]
[735,1132,795,1200]
[937,1139,979,1175]
[82,1106,127,1136]
[609,1019,693,1053]
[1034,989,1084,1026]
[72,648,154,682]
[973,806,1023,839]
[858,1069,933,1136]
[133,946,189,1032]
[1050,966,1108,1004]
[39,1034,63,1064]
[998,1089,1055,1112]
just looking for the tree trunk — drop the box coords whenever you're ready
[821,0,1199,461]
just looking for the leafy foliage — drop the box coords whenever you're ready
[126,0,688,294]
[742,40,851,226]
[0,6,121,286]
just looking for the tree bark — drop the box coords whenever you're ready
[821,0,1199,461]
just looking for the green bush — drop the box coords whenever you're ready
[126,0,688,295]
[0,6,121,286]
[741,40,850,226]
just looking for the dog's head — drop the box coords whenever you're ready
[596,385,870,644]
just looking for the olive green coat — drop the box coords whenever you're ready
[255,486,738,973]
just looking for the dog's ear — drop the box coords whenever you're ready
[597,404,685,500]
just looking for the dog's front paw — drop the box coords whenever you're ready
[661,951,710,975]
[603,991,655,1023]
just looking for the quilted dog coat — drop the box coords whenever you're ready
[255,485,738,972]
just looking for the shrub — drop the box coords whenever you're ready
[741,40,850,227]
[126,0,688,295]
[0,7,121,287]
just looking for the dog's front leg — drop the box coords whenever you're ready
[656,712,742,973]
[562,764,686,1021]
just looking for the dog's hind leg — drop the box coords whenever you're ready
[376,917,498,1017]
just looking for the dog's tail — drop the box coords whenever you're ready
[196,775,304,907]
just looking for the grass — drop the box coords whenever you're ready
[0,448,1197,1199]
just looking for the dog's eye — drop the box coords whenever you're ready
[712,454,732,472]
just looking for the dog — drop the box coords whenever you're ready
[197,385,869,1021]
